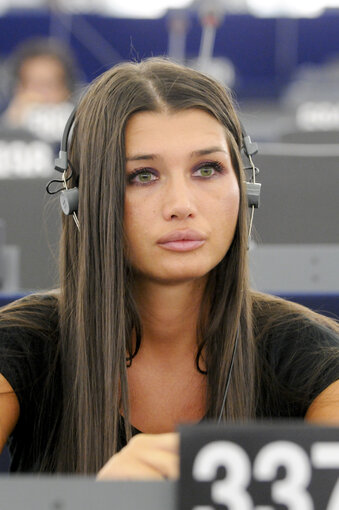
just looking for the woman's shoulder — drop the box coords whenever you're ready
[0,291,60,356]
[0,292,61,459]
[251,290,339,369]
[0,291,60,397]
[252,291,339,418]
[251,290,339,341]
[0,290,59,332]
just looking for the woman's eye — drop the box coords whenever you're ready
[137,171,154,183]
[193,164,220,178]
[197,167,214,177]
[128,170,157,184]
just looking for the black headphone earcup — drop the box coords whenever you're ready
[60,187,79,215]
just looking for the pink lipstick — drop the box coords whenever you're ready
[157,229,206,252]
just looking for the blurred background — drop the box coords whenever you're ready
[0,0,338,304]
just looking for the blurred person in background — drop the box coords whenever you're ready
[1,37,79,142]
[0,37,81,177]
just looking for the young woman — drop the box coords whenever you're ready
[0,57,338,478]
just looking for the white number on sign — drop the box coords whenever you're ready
[192,441,253,510]
[253,441,313,510]
[190,440,339,510]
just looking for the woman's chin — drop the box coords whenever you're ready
[144,267,211,286]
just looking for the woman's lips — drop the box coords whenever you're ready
[157,230,206,252]
[158,240,206,252]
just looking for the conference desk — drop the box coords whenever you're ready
[0,478,176,510]
[1,422,339,510]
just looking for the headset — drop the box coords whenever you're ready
[47,106,262,422]
[47,108,80,230]
[48,107,261,235]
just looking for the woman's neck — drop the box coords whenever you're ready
[132,276,207,359]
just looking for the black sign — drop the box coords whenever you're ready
[179,422,339,510]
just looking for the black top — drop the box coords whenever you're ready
[0,294,339,472]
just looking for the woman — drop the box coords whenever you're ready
[0,57,338,478]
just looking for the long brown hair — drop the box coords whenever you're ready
[56,57,254,472]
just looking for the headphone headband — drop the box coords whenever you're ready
[54,107,77,173]
[240,121,259,159]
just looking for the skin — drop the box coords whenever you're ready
[123,109,239,285]
[305,379,339,424]
[0,376,19,451]
[5,55,70,125]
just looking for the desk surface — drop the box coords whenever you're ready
[0,477,176,510]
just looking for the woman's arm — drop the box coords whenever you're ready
[97,432,179,480]
[305,379,339,425]
[0,374,20,453]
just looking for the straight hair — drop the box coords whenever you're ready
[57,57,254,472]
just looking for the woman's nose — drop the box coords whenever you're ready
[162,177,197,221]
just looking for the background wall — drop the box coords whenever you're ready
[0,8,338,292]
[0,6,339,473]
[1,10,339,102]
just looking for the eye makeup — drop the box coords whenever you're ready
[192,160,225,177]
[126,159,226,186]
[126,168,158,185]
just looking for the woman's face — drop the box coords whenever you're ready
[124,108,240,284]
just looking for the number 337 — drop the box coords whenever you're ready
[192,440,339,510]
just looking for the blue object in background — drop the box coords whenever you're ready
[0,447,10,474]
[1,10,339,101]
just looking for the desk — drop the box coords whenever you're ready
[1,426,339,510]
[0,477,176,510]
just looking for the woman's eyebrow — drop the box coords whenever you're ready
[126,147,228,162]
[126,153,156,162]
[190,147,229,157]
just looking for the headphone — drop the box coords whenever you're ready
[47,108,80,230]
[48,107,261,234]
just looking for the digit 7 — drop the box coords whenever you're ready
[311,442,339,510]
